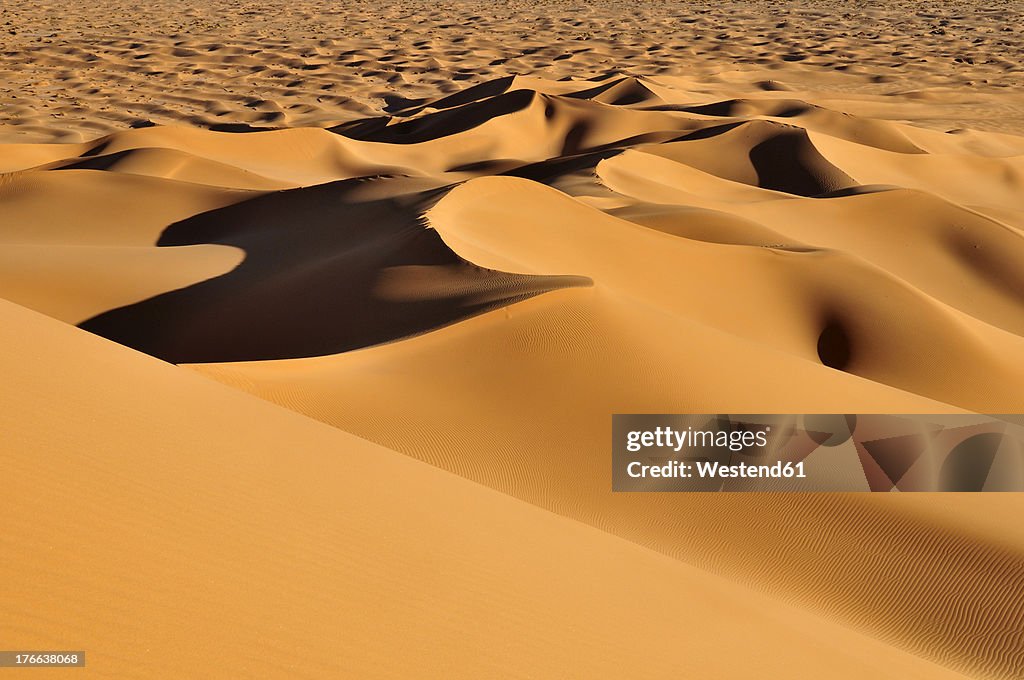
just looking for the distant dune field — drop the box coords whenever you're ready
[1,1,1023,678]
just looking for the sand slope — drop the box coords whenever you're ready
[0,297,977,680]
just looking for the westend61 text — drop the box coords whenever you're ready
[626,459,806,479]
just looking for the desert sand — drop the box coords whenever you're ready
[1,0,1023,678]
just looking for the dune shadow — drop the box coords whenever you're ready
[748,128,856,196]
[332,88,535,144]
[564,76,660,106]
[79,178,590,363]
[817,316,854,371]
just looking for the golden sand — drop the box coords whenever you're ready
[1,1,1022,677]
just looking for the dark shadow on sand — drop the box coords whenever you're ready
[79,178,589,363]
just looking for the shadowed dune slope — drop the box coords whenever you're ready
[79,178,589,362]
[642,120,859,196]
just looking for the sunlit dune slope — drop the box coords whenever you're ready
[0,297,974,680]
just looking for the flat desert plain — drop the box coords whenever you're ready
[1,1,1023,678]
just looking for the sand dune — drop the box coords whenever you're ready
[75,179,588,362]
[2,70,1023,679]
[8,298,984,679]
[3,1,1024,678]
[4,76,1021,404]
[192,287,1024,680]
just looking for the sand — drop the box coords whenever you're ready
[1,1,1023,678]
[2,0,1024,140]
